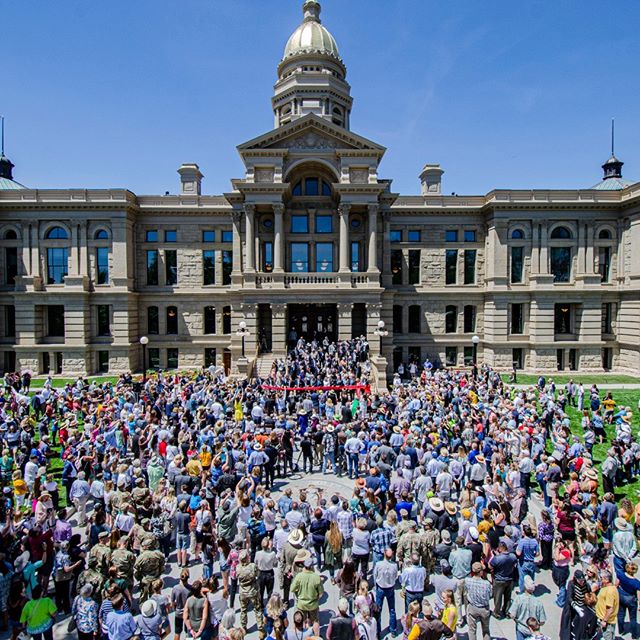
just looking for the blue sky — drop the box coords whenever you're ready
[3,0,639,195]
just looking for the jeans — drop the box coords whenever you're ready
[322,450,335,473]
[492,579,513,617]
[404,590,423,614]
[618,591,639,638]
[556,583,567,608]
[518,560,536,593]
[32,629,54,640]
[348,453,359,478]
[376,586,397,635]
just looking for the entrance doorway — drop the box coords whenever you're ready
[257,304,272,354]
[223,348,232,375]
[287,304,337,345]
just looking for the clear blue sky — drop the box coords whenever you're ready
[3,0,639,195]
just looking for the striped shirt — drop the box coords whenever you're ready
[337,510,354,540]
[371,527,394,556]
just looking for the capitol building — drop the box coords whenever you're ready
[0,0,639,382]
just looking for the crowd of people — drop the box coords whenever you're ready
[0,336,638,640]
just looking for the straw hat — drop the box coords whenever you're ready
[429,497,444,512]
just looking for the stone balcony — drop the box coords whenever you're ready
[250,271,379,289]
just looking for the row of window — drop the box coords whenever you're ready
[146,306,232,336]
[145,230,233,243]
[507,302,616,336]
[392,305,477,334]
[390,229,478,243]
[146,250,232,286]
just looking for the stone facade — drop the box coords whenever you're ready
[0,1,639,377]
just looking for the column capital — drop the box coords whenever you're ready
[273,203,285,215]
[271,303,287,314]
[231,210,243,224]
[338,203,352,216]
[367,203,379,215]
[243,203,256,215]
[337,302,354,312]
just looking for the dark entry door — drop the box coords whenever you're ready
[223,349,232,375]
[288,304,337,344]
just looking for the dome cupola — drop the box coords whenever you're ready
[283,1,341,61]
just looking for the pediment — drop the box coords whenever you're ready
[237,114,385,155]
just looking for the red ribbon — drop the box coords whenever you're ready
[261,383,371,393]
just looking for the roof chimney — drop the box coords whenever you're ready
[177,163,203,195]
[419,164,444,195]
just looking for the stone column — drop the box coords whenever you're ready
[382,213,392,286]
[577,221,587,274]
[79,221,89,277]
[231,210,243,285]
[271,303,287,355]
[244,204,256,272]
[367,204,379,272]
[273,204,284,272]
[338,204,351,273]
[337,303,353,340]
[586,224,595,274]
[539,224,549,274]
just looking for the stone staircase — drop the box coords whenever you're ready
[255,353,276,379]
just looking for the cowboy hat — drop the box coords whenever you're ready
[326,425,335,433]
[393,426,402,433]
[355,478,366,489]
[615,517,632,531]
[444,502,458,516]
[287,529,305,545]
[294,548,311,564]
[253,443,263,451]
[429,497,444,512]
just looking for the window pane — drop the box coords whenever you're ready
[391,250,403,284]
[464,305,476,333]
[263,242,273,272]
[305,178,319,196]
[316,243,333,272]
[290,243,309,272]
[164,230,177,242]
[292,181,302,196]
[322,180,332,196]
[554,303,572,333]
[165,250,178,285]
[291,215,309,233]
[204,307,216,334]
[145,230,158,242]
[550,247,571,282]
[350,242,360,272]
[511,246,523,283]
[393,305,403,334]
[222,250,232,285]
[445,249,457,284]
[464,250,476,284]
[202,230,215,242]
[445,306,457,333]
[445,230,458,242]
[203,250,215,285]
[148,306,159,335]
[205,348,217,367]
[315,215,333,233]
[47,306,65,337]
[408,250,420,284]
[146,250,158,285]
[390,230,402,242]
[167,348,179,369]
[464,230,477,242]
[222,306,231,334]
[167,307,178,334]
[408,305,420,333]
[5,247,17,285]
[96,247,109,284]
[463,347,474,366]
[511,303,524,334]
[46,226,68,240]
[221,230,233,243]
[599,247,611,282]
[47,248,68,284]
[97,351,109,373]
[5,305,15,338]
[445,347,457,366]
[148,348,160,369]
[97,305,110,336]
[408,230,421,242]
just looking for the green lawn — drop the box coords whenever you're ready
[562,389,640,501]
[503,373,640,386]
[27,375,120,389]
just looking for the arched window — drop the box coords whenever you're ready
[332,107,344,126]
[291,177,333,197]
[598,229,612,240]
[550,226,572,240]
[511,229,524,240]
[46,226,68,240]
[322,180,332,196]
[94,229,109,240]
[4,229,17,240]
[292,181,302,196]
[445,305,457,333]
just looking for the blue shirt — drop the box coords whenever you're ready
[516,537,539,563]
[105,610,137,640]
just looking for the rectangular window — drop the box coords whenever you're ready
[5,247,17,285]
[463,305,476,333]
[316,242,334,272]
[166,307,178,335]
[5,305,15,338]
[602,302,614,334]
[47,305,65,337]
[146,250,158,285]
[389,230,402,242]
[393,305,403,334]
[464,230,477,242]
[554,304,572,334]
[511,246,524,283]
[445,230,458,242]
[145,230,158,242]
[290,243,309,272]
[408,230,421,242]
[511,303,524,334]
[445,346,457,367]
[391,250,403,284]
[263,242,273,272]
[167,348,179,369]
[204,307,216,334]
[97,305,110,336]
[222,250,232,285]
[599,247,611,283]
[47,248,68,284]
[315,215,333,233]
[148,348,160,369]
[203,250,215,285]
[222,306,231,334]
[202,230,215,243]
[408,250,420,284]
[464,250,476,284]
[148,306,159,335]
[165,250,177,285]
[96,247,109,285]
[408,305,421,333]
[205,348,217,367]
[463,346,474,366]
[350,242,360,272]
[550,247,571,283]
[445,249,457,284]
[221,230,233,243]
[291,215,309,233]
[445,305,457,333]
[569,348,578,371]
[164,230,177,242]
[97,350,109,373]
[602,347,613,371]
[305,177,319,196]
[512,348,524,370]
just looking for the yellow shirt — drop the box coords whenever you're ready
[185,459,203,477]
[441,604,458,630]
[603,398,617,411]
[13,479,28,496]
[596,584,619,623]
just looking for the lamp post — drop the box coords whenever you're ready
[471,334,480,379]
[139,336,149,383]
[374,319,388,356]
[236,321,250,358]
